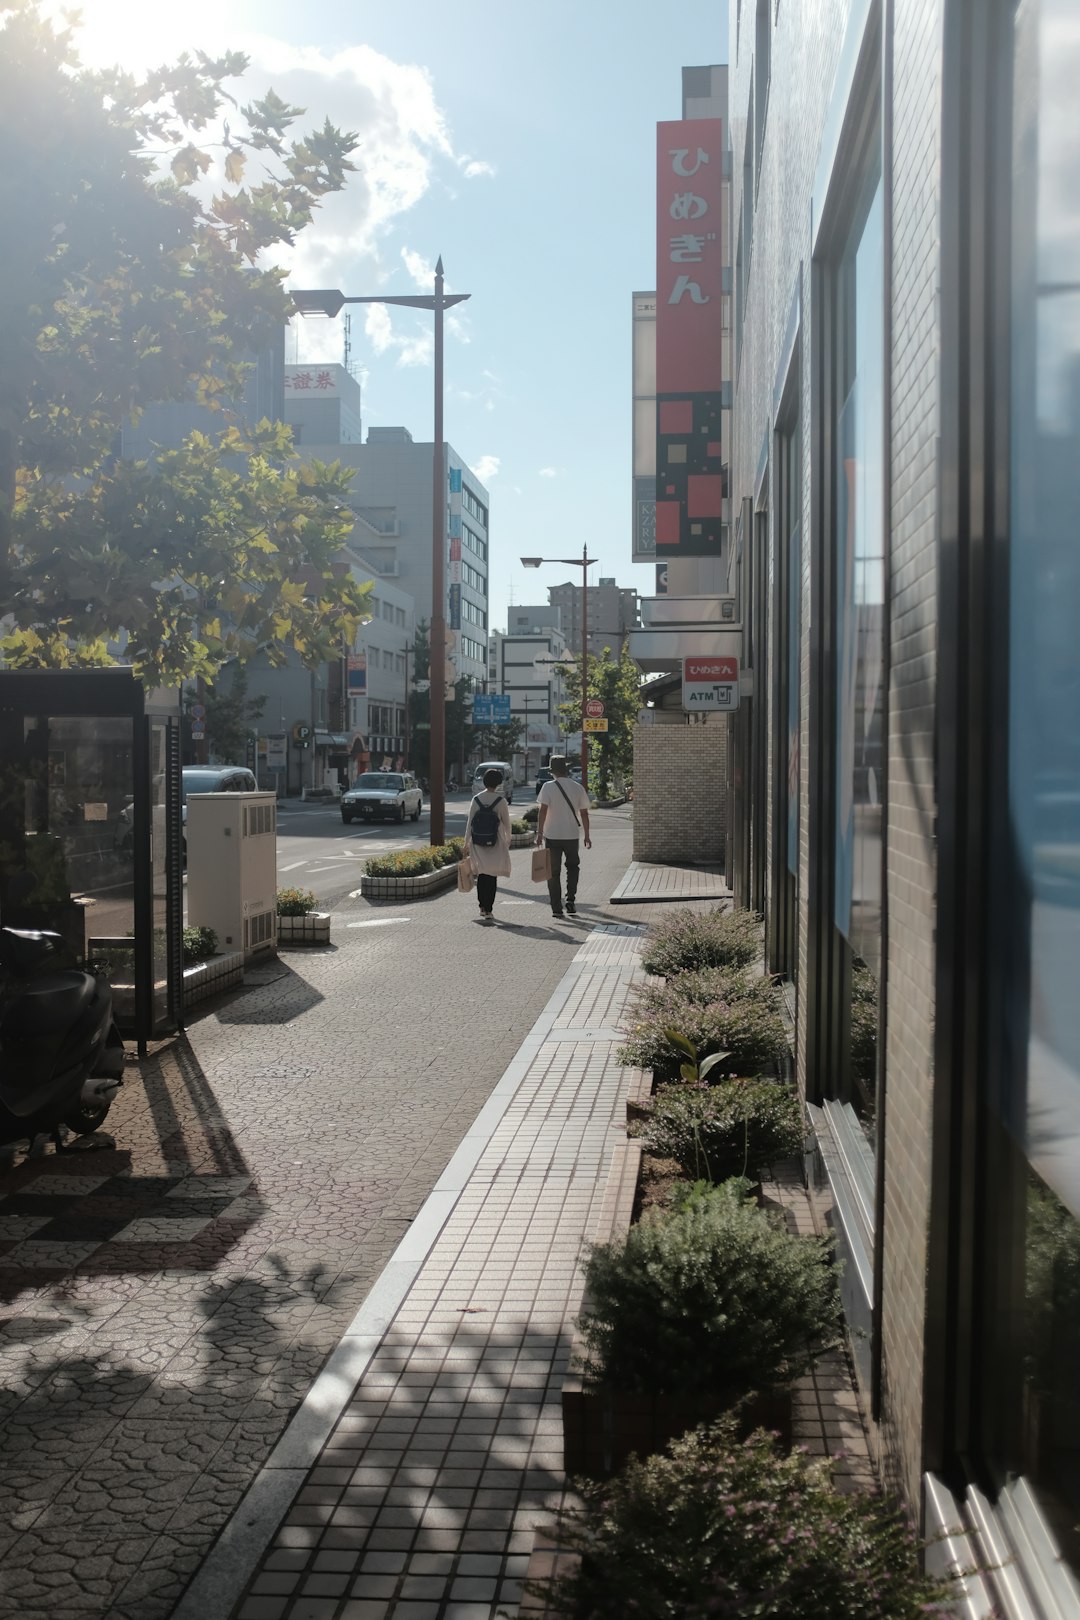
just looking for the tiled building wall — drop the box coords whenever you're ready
[728,0,946,1508]
[632,724,727,864]
[877,0,943,1504]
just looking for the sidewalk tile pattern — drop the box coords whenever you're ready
[231,932,645,1620]
[610,861,730,905]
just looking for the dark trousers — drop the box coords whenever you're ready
[545,838,580,911]
[477,872,497,912]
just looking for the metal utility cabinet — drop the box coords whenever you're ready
[185,792,278,957]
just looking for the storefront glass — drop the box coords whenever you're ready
[1005,0,1080,1567]
[834,161,885,1129]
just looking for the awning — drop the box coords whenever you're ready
[315,731,349,748]
[627,626,744,675]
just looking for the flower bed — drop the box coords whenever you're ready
[359,831,534,900]
[277,912,330,945]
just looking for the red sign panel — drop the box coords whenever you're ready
[584,699,605,718]
[685,656,738,682]
[656,119,725,557]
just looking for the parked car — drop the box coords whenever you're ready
[471,761,514,804]
[341,772,423,824]
[534,767,554,798]
[181,765,257,862]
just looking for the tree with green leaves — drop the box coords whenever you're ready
[404,623,478,784]
[0,0,369,683]
[184,662,265,765]
[558,643,642,800]
[474,718,524,762]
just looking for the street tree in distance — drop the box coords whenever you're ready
[558,643,642,801]
[0,0,370,684]
[474,718,524,763]
[183,662,266,765]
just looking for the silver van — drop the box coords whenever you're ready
[471,761,514,804]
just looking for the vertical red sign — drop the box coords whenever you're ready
[656,118,725,555]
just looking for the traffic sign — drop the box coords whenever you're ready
[190,703,206,721]
[191,726,205,741]
[472,693,513,725]
[583,717,609,733]
[682,655,740,713]
[584,699,605,719]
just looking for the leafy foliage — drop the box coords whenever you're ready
[474,718,524,761]
[641,906,762,978]
[535,1416,953,1620]
[182,925,219,964]
[276,886,318,917]
[578,1180,840,1400]
[0,1,368,682]
[558,643,641,800]
[363,837,465,877]
[1025,1176,1080,1394]
[405,620,479,784]
[184,662,265,764]
[618,970,790,1081]
[850,961,879,1084]
[643,1079,806,1182]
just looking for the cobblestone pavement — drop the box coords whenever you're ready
[0,812,636,1620]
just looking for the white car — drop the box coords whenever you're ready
[341,771,423,824]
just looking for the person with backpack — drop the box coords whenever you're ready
[463,766,512,922]
[534,755,591,919]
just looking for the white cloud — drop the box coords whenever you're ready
[461,158,496,179]
[364,303,433,368]
[471,455,501,483]
[539,467,557,478]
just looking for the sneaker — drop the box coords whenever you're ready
[551,908,565,920]
[565,901,577,915]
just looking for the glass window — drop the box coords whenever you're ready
[1002,0,1080,1566]
[833,156,885,1131]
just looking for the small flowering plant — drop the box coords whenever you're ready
[276,887,319,917]
[533,1416,955,1619]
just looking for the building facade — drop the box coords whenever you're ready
[487,618,569,779]
[726,1,1080,1612]
[547,578,638,663]
[286,423,491,690]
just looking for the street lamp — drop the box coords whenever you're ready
[291,259,470,847]
[521,546,598,785]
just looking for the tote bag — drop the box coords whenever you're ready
[457,858,476,893]
[531,847,552,883]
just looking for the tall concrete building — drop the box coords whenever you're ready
[285,422,491,689]
[284,362,363,445]
[487,616,569,779]
[723,1,1080,1612]
[547,578,637,663]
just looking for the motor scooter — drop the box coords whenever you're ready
[0,927,124,1149]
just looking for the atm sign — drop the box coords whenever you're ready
[682,655,740,713]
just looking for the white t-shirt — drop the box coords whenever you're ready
[538,776,590,840]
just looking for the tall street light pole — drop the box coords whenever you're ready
[291,259,470,846]
[521,546,598,786]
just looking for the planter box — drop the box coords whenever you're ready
[277,911,331,945]
[360,864,459,901]
[182,950,245,1010]
[360,834,536,901]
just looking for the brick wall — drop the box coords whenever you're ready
[632,724,727,863]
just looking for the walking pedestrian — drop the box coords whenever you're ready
[535,755,591,919]
[464,766,512,922]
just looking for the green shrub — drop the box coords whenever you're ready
[510,818,529,834]
[522,803,539,824]
[363,838,466,878]
[578,1180,840,1400]
[641,907,761,978]
[182,925,218,964]
[618,972,789,1081]
[276,887,318,917]
[535,1416,952,1620]
[644,1078,805,1182]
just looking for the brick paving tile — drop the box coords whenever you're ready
[0,820,641,1619]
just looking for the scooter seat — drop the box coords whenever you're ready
[2,971,97,1038]
[0,928,68,976]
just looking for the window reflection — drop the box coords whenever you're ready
[833,157,885,1136]
[1007,0,1080,1567]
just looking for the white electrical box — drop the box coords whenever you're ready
[186,792,278,958]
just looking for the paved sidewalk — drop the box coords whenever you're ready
[179,926,647,1620]
[176,863,872,1620]
[610,861,729,904]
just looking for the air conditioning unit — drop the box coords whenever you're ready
[186,792,278,959]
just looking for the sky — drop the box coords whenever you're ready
[67,0,730,636]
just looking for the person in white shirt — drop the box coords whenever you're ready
[534,756,591,918]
